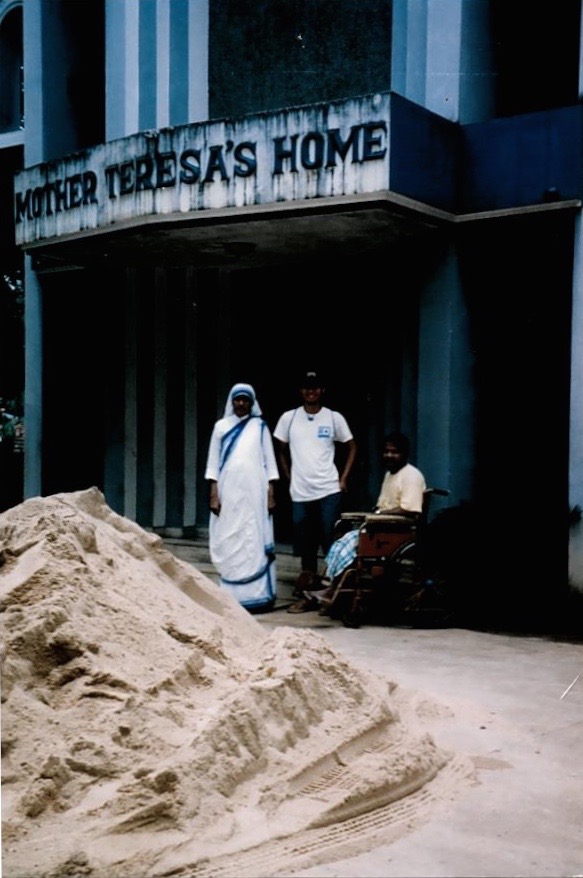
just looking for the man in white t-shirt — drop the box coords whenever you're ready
[273,371,357,590]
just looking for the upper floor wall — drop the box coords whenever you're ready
[3,1,582,166]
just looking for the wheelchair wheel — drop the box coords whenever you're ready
[381,542,453,627]
[342,603,365,628]
[324,568,366,627]
[390,540,418,586]
[374,540,418,622]
[401,574,455,627]
[341,583,367,628]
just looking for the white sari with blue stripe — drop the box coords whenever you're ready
[205,411,278,611]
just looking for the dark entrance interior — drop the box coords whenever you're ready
[195,252,419,543]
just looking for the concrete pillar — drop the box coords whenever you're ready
[569,213,583,591]
[183,268,198,530]
[123,268,138,520]
[391,0,496,123]
[416,243,475,512]
[153,268,168,529]
[22,258,42,499]
[22,0,43,498]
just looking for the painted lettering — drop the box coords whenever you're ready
[14,171,98,222]
[156,151,176,187]
[300,132,325,169]
[362,122,387,161]
[104,165,118,199]
[31,187,44,218]
[135,156,154,191]
[179,149,201,183]
[14,190,31,223]
[273,134,299,175]
[82,171,98,205]
[326,126,361,166]
[14,118,387,227]
[119,161,134,196]
[68,174,83,209]
[273,123,386,175]
[203,145,229,183]
[233,142,256,177]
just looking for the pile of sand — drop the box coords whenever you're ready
[1,488,473,878]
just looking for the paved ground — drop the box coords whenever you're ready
[164,538,583,878]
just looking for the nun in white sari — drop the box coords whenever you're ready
[204,383,279,611]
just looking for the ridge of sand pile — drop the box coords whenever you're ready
[1,488,471,878]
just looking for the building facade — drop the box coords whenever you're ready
[2,0,583,628]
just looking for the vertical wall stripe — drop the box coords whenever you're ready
[105,0,125,139]
[579,4,583,98]
[170,0,189,126]
[426,0,461,121]
[216,270,232,415]
[399,305,418,442]
[105,0,140,139]
[391,0,407,97]
[458,0,496,124]
[183,267,198,528]
[139,0,157,130]
[153,267,167,528]
[417,245,454,498]
[188,0,209,123]
[23,0,43,164]
[405,0,427,108]
[124,268,138,520]
[156,0,170,128]
[103,269,126,515]
[124,0,140,136]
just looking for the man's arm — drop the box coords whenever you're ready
[275,439,291,481]
[338,438,357,492]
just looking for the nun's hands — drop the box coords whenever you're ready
[209,482,221,516]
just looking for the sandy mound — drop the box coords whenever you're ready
[1,488,473,878]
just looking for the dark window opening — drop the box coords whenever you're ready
[61,0,105,149]
[0,6,24,133]
[491,0,581,117]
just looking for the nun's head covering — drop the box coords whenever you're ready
[223,382,262,417]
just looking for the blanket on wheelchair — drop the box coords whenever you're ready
[325,529,360,579]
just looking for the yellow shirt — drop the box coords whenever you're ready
[376,463,426,513]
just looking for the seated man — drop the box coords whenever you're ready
[287,431,426,613]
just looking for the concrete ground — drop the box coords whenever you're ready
[164,538,583,878]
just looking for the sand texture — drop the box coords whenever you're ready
[1,488,475,878]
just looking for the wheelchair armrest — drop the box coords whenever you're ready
[363,514,418,534]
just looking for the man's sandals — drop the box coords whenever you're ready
[287,574,335,614]
[287,595,319,613]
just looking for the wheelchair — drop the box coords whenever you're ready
[318,488,453,629]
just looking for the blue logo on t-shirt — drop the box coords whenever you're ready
[318,426,331,438]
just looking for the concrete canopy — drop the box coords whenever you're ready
[25,192,449,273]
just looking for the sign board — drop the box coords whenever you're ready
[14,92,391,246]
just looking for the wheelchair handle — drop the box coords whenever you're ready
[426,487,449,497]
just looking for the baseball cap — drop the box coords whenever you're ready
[301,370,323,388]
